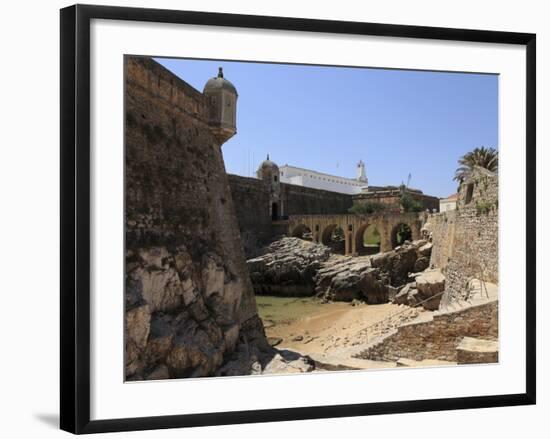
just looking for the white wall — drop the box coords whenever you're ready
[0,0,546,438]
[440,200,457,212]
[280,166,365,194]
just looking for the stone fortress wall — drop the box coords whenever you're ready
[358,168,499,364]
[354,188,440,213]
[124,56,263,380]
[425,167,498,306]
[280,182,353,215]
[228,174,353,256]
[227,175,273,257]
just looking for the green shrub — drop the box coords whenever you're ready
[400,192,424,212]
[348,201,386,215]
[475,201,492,215]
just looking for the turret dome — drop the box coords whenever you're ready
[256,155,280,181]
[259,154,279,171]
[203,67,238,95]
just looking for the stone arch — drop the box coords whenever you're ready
[321,224,345,254]
[391,222,413,248]
[355,223,381,255]
[291,224,312,241]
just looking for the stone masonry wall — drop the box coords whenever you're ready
[227,174,272,257]
[360,300,498,362]
[426,210,457,271]
[227,175,353,256]
[280,182,353,216]
[353,190,440,213]
[124,56,264,380]
[426,168,498,306]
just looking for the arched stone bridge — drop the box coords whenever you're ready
[288,212,426,256]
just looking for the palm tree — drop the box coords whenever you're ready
[454,146,498,183]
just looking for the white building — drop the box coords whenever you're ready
[439,193,458,212]
[278,160,368,195]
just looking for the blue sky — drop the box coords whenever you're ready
[156,58,498,198]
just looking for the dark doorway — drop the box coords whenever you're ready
[271,202,279,220]
[391,223,412,248]
[321,225,346,255]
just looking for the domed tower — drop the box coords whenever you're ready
[203,67,238,144]
[256,155,282,220]
[256,154,280,182]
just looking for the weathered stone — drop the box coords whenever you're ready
[456,337,498,364]
[166,319,224,378]
[370,242,421,286]
[228,174,353,258]
[358,295,498,363]
[125,303,151,378]
[428,167,498,306]
[262,351,315,374]
[267,337,283,347]
[124,56,265,380]
[146,364,170,380]
[413,256,430,272]
[418,242,433,258]
[250,237,433,304]
[247,237,331,296]
[143,314,173,365]
[394,283,413,305]
[414,269,446,310]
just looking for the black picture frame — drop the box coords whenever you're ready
[60,4,536,434]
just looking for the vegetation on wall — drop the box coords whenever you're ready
[348,201,386,215]
[475,201,494,215]
[399,185,424,212]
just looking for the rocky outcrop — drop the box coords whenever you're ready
[413,269,446,310]
[315,257,389,303]
[393,269,445,310]
[248,238,433,304]
[370,241,429,286]
[247,237,332,296]
[125,246,267,380]
[315,240,433,303]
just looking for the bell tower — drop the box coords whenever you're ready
[357,160,368,183]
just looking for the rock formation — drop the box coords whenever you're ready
[315,257,389,303]
[247,237,332,296]
[247,237,433,304]
[393,269,446,310]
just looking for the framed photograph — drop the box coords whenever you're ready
[60,4,536,434]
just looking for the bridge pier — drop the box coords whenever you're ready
[351,229,357,255]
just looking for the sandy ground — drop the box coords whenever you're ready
[260,299,429,370]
